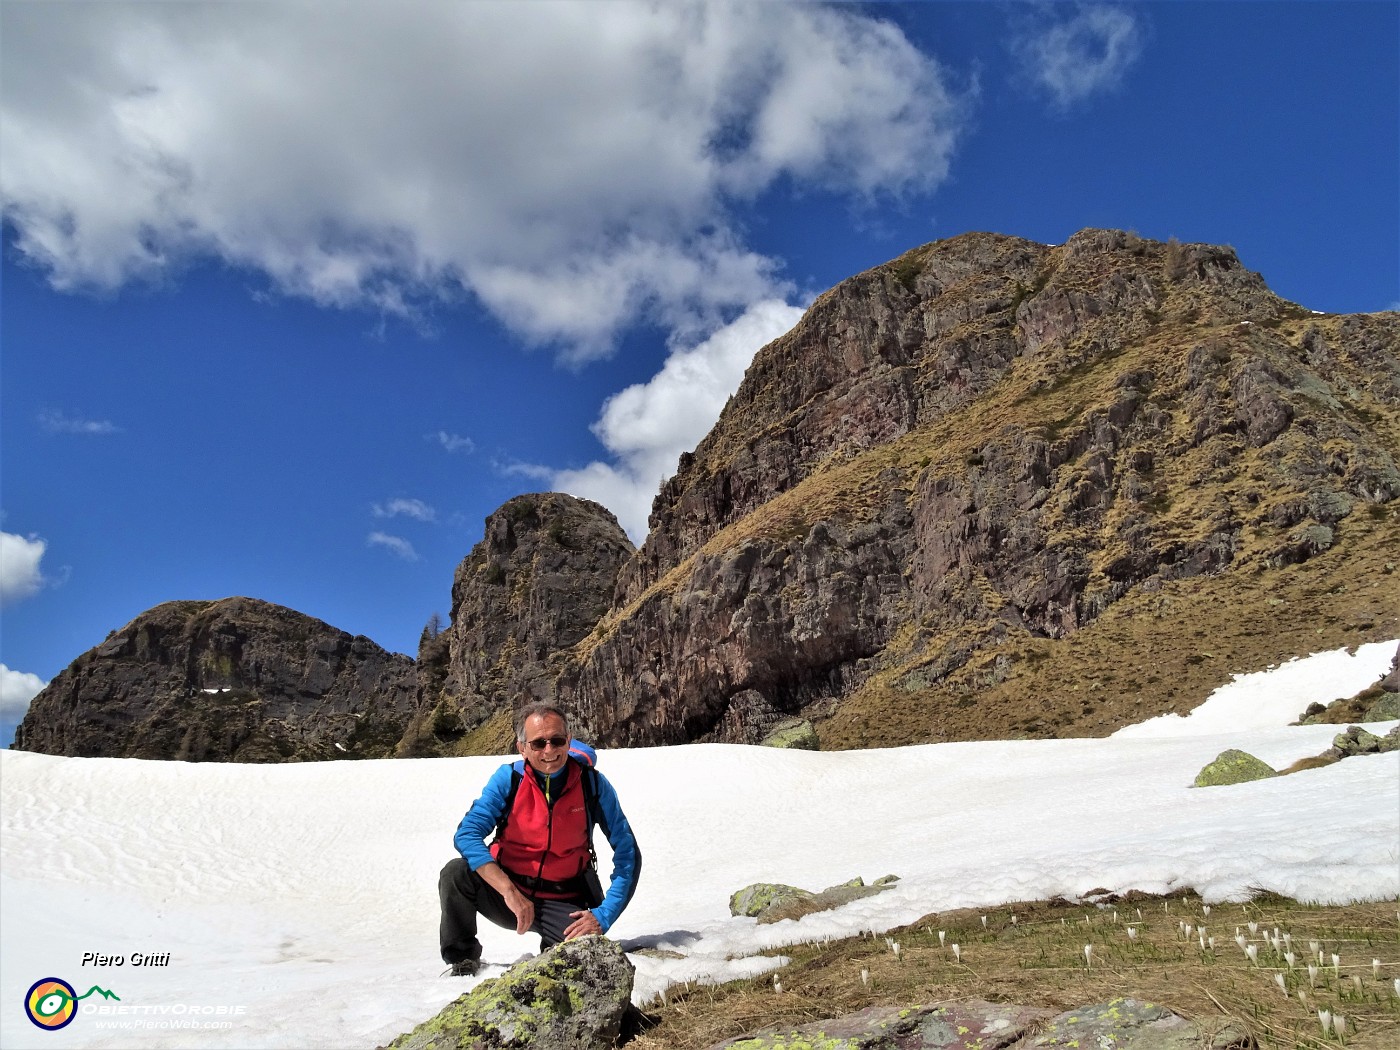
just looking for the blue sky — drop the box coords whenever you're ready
[2,2,1397,746]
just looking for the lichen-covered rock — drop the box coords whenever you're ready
[707,999,1053,1049]
[760,719,821,750]
[1028,997,1249,1048]
[1333,725,1384,757]
[730,883,815,918]
[1363,692,1400,721]
[1193,749,1277,787]
[730,876,901,924]
[385,936,633,1050]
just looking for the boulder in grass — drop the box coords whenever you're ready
[384,936,633,1050]
[1028,998,1250,1048]
[1193,749,1276,787]
[709,997,1250,1049]
[707,999,1054,1049]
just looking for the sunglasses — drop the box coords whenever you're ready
[525,736,569,752]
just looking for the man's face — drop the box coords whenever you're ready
[519,712,571,776]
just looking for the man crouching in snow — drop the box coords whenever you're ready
[438,701,641,975]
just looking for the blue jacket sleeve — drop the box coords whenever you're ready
[589,770,641,933]
[453,763,516,872]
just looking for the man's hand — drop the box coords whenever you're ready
[476,862,535,935]
[563,909,601,940]
[503,886,535,935]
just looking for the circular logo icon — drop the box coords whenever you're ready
[25,978,78,1030]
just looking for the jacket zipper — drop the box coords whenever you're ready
[534,766,562,889]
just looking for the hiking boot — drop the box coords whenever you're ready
[442,958,482,977]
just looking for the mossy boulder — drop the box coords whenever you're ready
[730,883,815,918]
[759,719,820,750]
[385,936,633,1050]
[1193,749,1276,787]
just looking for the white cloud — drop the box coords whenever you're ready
[493,459,555,485]
[367,532,418,561]
[37,408,120,435]
[0,664,47,719]
[432,431,475,455]
[1012,4,1144,109]
[372,498,437,523]
[0,2,967,358]
[551,299,804,541]
[0,531,47,607]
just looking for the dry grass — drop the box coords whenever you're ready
[449,707,515,757]
[627,893,1400,1049]
[821,508,1399,750]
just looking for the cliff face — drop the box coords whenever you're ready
[557,229,1400,747]
[400,493,634,756]
[14,597,417,761]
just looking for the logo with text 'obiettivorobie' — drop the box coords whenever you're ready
[25,977,120,1031]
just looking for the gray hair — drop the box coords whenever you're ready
[515,702,570,743]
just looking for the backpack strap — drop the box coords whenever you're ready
[579,764,599,860]
[492,765,524,844]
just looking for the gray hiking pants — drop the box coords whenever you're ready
[438,857,586,964]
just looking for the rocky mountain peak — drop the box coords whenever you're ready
[14,596,417,761]
[559,227,1399,748]
[401,492,634,756]
[14,228,1397,762]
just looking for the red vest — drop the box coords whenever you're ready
[490,761,590,898]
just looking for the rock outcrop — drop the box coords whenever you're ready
[1328,724,1399,758]
[556,229,1400,748]
[1382,642,1400,691]
[13,597,416,761]
[709,999,1054,1049]
[401,494,633,756]
[1297,641,1400,725]
[708,997,1248,1049]
[385,937,634,1050]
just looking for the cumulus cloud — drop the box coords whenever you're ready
[0,664,47,719]
[0,2,966,358]
[37,408,120,435]
[552,299,803,541]
[367,532,418,561]
[372,498,437,523]
[0,531,47,607]
[1012,4,1144,109]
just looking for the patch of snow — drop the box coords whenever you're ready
[1112,641,1394,738]
[1,640,1395,1047]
